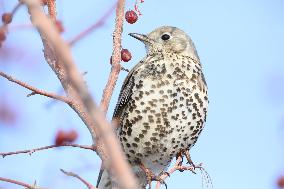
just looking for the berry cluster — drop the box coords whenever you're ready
[111,10,139,64]
[119,1,144,64]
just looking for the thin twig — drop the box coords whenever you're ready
[11,1,23,15]
[0,144,96,158]
[100,0,125,113]
[155,157,203,189]
[121,66,130,72]
[0,71,71,104]
[69,2,117,46]
[0,177,45,189]
[61,169,97,189]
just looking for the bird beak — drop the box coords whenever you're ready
[129,33,154,44]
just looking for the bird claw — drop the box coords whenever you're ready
[176,149,196,172]
[184,150,196,169]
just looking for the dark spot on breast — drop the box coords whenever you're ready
[144,141,151,146]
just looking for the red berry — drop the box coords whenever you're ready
[278,176,284,188]
[0,30,6,42]
[0,103,17,124]
[55,130,65,145]
[2,13,12,24]
[54,129,78,145]
[55,20,64,33]
[121,49,132,62]
[125,10,138,24]
[66,130,78,142]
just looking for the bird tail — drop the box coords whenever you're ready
[96,166,147,189]
[96,169,112,189]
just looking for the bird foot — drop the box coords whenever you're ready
[184,150,196,169]
[176,149,196,172]
[139,164,168,189]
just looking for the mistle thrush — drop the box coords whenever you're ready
[97,26,209,189]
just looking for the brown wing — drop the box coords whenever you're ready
[112,60,144,119]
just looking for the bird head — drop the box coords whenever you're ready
[129,26,199,60]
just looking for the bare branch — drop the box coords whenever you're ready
[155,157,203,189]
[0,71,71,104]
[100,0,125,113]
[11,1,23,15]
[22,0,138,189]
[61,169,97,189]
[0,177,45,189]
[69,2,117,46]
[24,0,98,145]
[0,144,96,158]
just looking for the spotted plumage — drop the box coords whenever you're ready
[97,26,209,189]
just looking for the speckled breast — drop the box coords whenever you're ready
[118,55,208,173]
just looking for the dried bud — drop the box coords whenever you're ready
[2,13,13,24]
[55,20,64,33]
[121,49,132,62]
[125,10,138,24]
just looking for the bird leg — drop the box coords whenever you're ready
[175,151,184,172]
[139,163,167,189]
[184,150,195,169]
[176,149,196,170]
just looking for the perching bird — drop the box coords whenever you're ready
[97,26,209,189]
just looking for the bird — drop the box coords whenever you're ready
[97,26,209,189]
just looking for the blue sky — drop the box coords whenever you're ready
[0,0,284,189]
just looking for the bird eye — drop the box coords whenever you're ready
[161,33,171,41]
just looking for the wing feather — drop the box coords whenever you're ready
[112,60,144,119]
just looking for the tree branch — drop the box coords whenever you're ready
[61,169,97,189]
[0,71,71,104]
[100,0,125,113]
[46,0,56,21]
[22,0,138,189]
[0,144,96,158]
[0,177,45,189]
[155,157,203,189]
[69,2,117,46]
